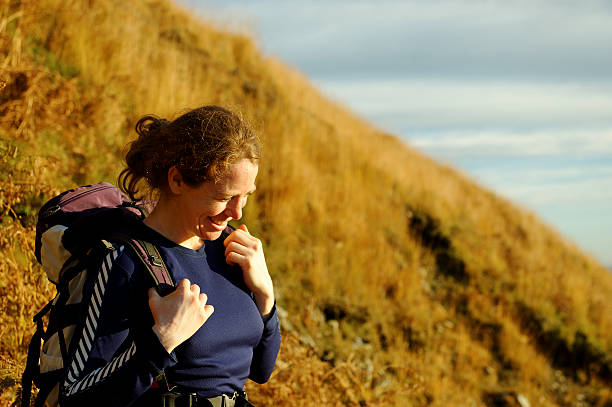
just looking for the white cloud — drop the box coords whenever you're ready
[406,128,612,157]
[315,79,612,132]
[505,166,612,181]
[494,173,612,207]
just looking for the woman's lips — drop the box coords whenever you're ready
[210,218,228,230]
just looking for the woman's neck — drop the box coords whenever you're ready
[143,198,204,250]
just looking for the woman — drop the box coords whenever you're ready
[60,106,281,407]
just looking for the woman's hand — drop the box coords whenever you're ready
[149,278,214,353]
[224,224,275,316]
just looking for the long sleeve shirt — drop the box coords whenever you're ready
[59,225,281,406]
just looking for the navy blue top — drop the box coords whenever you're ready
[59,225,281,406]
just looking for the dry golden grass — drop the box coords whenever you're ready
[2,0,612,406]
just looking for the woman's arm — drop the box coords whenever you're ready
[249,304,282,383]
[59,247,179,407]
[222,224,281,383]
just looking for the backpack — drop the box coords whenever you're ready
[21,182,175,407]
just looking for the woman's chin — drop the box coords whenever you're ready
[199,229,224,241]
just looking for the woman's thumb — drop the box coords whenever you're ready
[148,287,161,302]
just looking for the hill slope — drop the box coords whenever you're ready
[1,0,612,406]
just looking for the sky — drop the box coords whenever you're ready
[183,0,612,268]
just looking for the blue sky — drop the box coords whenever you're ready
[184,0,612,268]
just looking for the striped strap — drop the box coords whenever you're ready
[63,246,137,395]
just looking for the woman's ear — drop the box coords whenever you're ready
[167,166,184,195]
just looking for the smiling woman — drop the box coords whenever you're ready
[59,106,280,407]
[145,158,258,247]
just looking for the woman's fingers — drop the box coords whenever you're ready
[226,251,246,267]
[224,225,257,247]
[224,226,260,267]
[178,278,191,287]
[203,303,215,318]
[225,240,250,258]
[149,278,214,353]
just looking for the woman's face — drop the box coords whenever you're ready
[178,159,258,241]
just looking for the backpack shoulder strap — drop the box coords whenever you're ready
[20,301,53,407]
[119,238,174,294]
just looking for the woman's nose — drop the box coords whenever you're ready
[226,199,243,220]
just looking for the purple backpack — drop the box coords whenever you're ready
[22,182,174,407]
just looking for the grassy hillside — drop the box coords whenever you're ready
[2,0,612,406]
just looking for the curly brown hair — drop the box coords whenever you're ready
[118,105,260,201]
